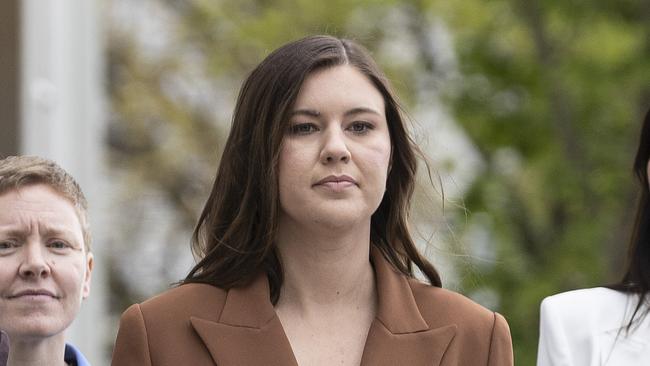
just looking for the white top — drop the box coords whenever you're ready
[537,287,650,366]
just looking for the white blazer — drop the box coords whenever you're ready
[537,287,650,366]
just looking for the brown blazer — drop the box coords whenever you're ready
[112,250,513,365]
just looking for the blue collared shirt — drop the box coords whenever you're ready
[0,330,8,366]
[64,343,91,366]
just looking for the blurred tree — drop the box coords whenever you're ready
[415,0,650,363]
[106,0,650,363]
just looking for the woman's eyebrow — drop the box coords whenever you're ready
[344,107,382,117]
[0,222,29,236]
[290,107,382,118]
[0,227,27,237]
[0,224,77,241]
[40,225,83,249]
[38,223,79,239]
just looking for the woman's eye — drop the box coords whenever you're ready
[0,240,18,252]
[349,121,373,134]
[289,123,318,135]
[48,241,70,250]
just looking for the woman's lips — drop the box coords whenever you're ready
[8,289,58,300]
[314,175,357,192]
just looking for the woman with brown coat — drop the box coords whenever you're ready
[112,35,513,366]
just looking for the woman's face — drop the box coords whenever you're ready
[278,65,392,231]
[0,184,93,340]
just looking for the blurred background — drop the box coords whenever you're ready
[1,0,649,364]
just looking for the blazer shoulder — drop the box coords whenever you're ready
[540,287,631,322]
[408,279,497,329]
[540,287,635,336]
[407,279,513,365]
[541,287,626,311]
[138,283,228,322]
[113,283,226,365]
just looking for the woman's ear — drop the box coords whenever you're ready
[82,252,94,299]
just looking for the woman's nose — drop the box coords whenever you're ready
[19,243,51,279]
[320,128,351,164]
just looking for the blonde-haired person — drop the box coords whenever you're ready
[537,108,650,365]
[0,156,93,366]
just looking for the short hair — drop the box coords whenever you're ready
[0,155,91,251]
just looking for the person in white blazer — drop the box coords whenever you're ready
[537,107,650,366]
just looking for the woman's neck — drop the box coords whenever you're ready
[7,334,67,366]
[274,218,376,312]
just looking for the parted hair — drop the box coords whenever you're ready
[0,155,91,251]
[183,35,441,303]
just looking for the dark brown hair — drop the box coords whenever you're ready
[609,107,650,329]
[184,35,441,303]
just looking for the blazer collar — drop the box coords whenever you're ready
[190,271,298,366]
[190,247,456,365]
[360,247,456,365]
[372,246,431,333]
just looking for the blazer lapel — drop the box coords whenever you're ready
[360,322,456,365]
[361,248,457,366]
[598,319,650,365]
[189,248,456,366]
[190,273,298,366]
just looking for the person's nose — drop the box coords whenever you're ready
[18,242,51,279]
[320,127,351,164]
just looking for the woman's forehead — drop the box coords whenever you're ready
[292,66,385,115]
[0,185,83,236]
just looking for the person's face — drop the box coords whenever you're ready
[278,65,392,231]
[0,184,93,340]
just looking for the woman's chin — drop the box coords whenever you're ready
[308,212,370,232]
[2,317,69,341]
[280,201,377,234]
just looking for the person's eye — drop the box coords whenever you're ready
[348,121,374,135]
[289,123,318,135]
[48,240,71,250]
[0,240,18,253]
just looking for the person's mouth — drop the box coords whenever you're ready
[7,289,59,299]
[314,175,358,191]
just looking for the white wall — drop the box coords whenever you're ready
[20,0,109,364]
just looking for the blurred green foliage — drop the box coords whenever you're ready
[107,0,650,363]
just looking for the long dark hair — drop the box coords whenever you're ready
[183,35,441,303]
[609,107,650,329]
